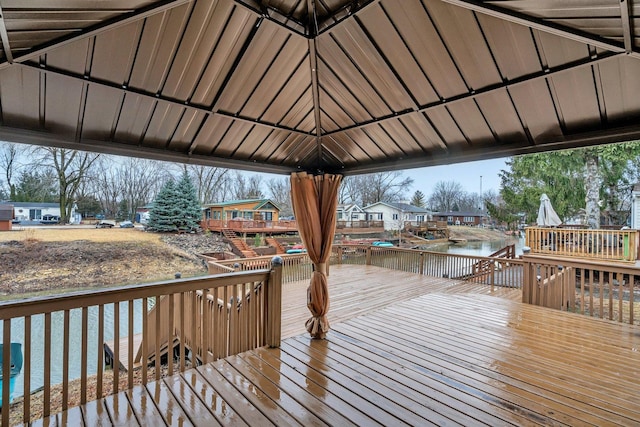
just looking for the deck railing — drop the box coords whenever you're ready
[332,245,523,289]
[525,226,639,261]
[206,245,524,290]
[522,254,638,325]
[0,262,283,425]
[201,219,297,231]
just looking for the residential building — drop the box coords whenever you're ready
[202,199,281,222]
[433,211,486,226]
[363,202,431,231]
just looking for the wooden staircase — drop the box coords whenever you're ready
[222,228,258,258]
[265,237,286,254]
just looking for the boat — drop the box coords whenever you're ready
[0,343,23,408]
[372,241,394,247]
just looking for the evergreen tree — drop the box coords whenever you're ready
[147,180,180,232]
[175,170,202,232]
[410,190,426,208]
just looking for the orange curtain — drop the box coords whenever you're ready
[290,172,342,339]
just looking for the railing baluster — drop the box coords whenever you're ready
[113,302,120,393]
[2,319,11,427]
[81,307,88,404]
[128,300,134,388]
[154,296,160,381]
[168,294,174,376]
[62,309,70,411]
[24,315,31,423]
[141,297,148,385]
[179,292,185,372]
[97,304,104,397]
[43,312,51,417]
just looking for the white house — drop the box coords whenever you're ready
[12,202,60,222]
[631,184,640,229]
[12,202,80,224]
[363,202,431,231]
[336,204,367,222]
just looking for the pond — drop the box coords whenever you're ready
[419,236,526,257]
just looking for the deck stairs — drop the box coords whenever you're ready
[265,237,286,254]
[454,244,516,280]
[222,228,258,258]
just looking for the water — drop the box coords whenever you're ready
[3,300,145,399]
[419,237,526,257]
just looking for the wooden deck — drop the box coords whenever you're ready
[35,266,640,426]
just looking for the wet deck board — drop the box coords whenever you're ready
[63,289,640,426]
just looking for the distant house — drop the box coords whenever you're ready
[433,211,486,226]
[203,199,281,222]
[11,202,61,222]
[363,202,430,231]
[631,184,640,229]
[0,203,14,231]
[337,204,367,222]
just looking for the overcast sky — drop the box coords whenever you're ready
[410,157,508,195]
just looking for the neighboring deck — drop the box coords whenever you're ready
[39,265,640,426]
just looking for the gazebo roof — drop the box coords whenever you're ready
[0,1,639,175]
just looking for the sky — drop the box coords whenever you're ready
[409,157,508,196]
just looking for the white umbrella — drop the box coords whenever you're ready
[536,193,562,226]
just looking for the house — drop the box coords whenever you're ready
[363,202,431,231]
[0,203,14,231]
[203,199,281,222]
[336,203,367,222]
[433,211,486,226]
[11,202,61,223]
[631,184,640,229]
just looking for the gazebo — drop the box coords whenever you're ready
[1,1,640,425]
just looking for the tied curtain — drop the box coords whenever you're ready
[290,172,342,339]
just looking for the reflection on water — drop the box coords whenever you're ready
[419,237,526,257]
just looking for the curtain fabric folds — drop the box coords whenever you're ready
[290,172,342,339]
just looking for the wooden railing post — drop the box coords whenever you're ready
[419,252,425,275]
[266,256,283,348]
[337,246,343,265]
[366,246,372,265]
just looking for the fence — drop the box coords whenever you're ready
[0,262,282,425]
[522,254,638,325]
[525,227,639,261]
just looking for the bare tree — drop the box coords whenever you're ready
[428,180,464,212]
[266,176,292,216]
[119,158,166,220]
[232,172,264,199]
[0,142,22,199]
[341,172,413,207]
[188,165,230,204]
[37,147,100,223]
[91,158,121,218]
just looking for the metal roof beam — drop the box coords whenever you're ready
[0,125,296,175]
[620,0,634,53]
[339,122,640,175]
[0,0,192,69]
[17,62,314,139]
[0,5,13,63]
[323,52,623,137]
[317,0,381,35]
[233,0,309,37]
[440,0,640,59]
[307,0,323,165]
